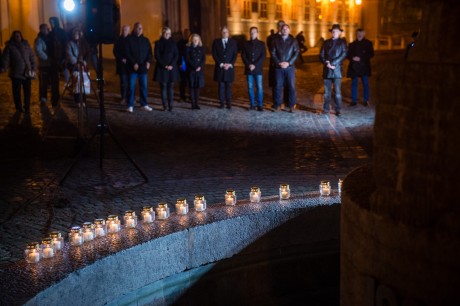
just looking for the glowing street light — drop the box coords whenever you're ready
[355,0,362,4]
[63,0,76,12]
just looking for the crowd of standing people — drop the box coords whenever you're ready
[0,17,374,117]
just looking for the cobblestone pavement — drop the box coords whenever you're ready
[0,51,402,264]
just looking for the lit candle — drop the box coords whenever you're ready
[279,183,290,200]
[124,210,138,228]
[25,242,41,263]
[41,238,55,259]
[320,181,331,196]
[94,219,107,237]
[49,231,64,251]
[69,226,83,246]
[82,222,95,242]
[107,215,121,234]
[156,203,170,220]
[194,195,206,211]
[176,198,188,215]
[225,190,236,206]
[142,206,155,223]
[338,179,343,193]
[249,187,261,203]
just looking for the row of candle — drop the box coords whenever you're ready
[25,181,342,263]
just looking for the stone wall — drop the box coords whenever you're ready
[341,0,460,305]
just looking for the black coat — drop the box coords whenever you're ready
[319,38,347,79]
[241,39,266,75]
[185,45,205,88]
[125,34,153,74]
[113,35,129,75]
[212,38,237,82]
[153,37,179,83]
[346,38,374,78]
[270,35,299,67]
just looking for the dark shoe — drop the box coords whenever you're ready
[168,107,172,112]
[350,102,357,106]
[257,106,263,112]
[288,107,295,113]
[195,104,200,110]
[219,104,225,109]
[363,101,369,106]
[336,111,341,116]
[249,106,255,110]
[226,104,232,109]
[272,106,280,112]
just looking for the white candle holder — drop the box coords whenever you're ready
[225,190,237,206]
[175,198,189,215]
[279,183,290,200]
[156,203,170,220]
[123,210,138,228]
[69,226,84,246]
[25,242,41,264]
[41,238,55,259]
[194,195,206,211]
[338,179,343,194]
[82,222,95,242]
[320,181,331,196]
[142,206,155,223]
[107,215,121,234]
[49,231,64,251]
[249,186,261,203]
[94,219,107,237]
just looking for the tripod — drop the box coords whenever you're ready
[59,43,148,185]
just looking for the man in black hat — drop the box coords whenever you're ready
[319,24,347,116]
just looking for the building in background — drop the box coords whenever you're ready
[0,0,421,55]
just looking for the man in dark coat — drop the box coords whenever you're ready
[271,24,299,113]
[241,26,266,111]
[176,28,190,101]
[154,27,179,111]
[125,22,153,112]
[347,28,374,106]
[113,25,131,105]
[47,16,68,107]
[267,21,285,102]
[212,26,237,109]
[319,24,347,116]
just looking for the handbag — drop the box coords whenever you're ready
[25,70,36,79]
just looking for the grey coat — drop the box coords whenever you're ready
[1,40,35,80]
[34,35,51,68]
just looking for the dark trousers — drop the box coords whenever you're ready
[38,67,51,101]
[160,82,174,108]
[179,71,188,100]
[274,67,296,108]
[190,87,200,104]
[49,63,60,106]
[119,73,129,101]
[11,77,31,112]
[218,82,232,106]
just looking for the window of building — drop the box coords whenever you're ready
[315,1,322,21]
[260,0,268,18]
[291,0,297,21]
[252,1,258,12]
[226,0,231,17]
[243,0,251,18]
[305,0,312,22]
[276,0,283,19]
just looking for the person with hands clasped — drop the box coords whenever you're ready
[124,22,153,113]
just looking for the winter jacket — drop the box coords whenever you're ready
[113,35,129,75]
[212,37,237,82]
[185,45,205,88]
[346,38,374,78]
[1,39,35,80]
[34,34,51,68]
[319,38,347,79]
[241,38,266,75]
[153,37,179,83]
[270,35,299,67]
[125,34,153,74]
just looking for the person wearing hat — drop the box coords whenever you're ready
[347,28,374,106]
[319,24,348,116]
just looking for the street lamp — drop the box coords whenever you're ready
[63,0,76,12]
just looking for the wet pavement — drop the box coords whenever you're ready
[0,50,400,265]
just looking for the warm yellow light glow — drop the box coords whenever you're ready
[318,14,322,20]
[330,0,335,2]
[355,0,362,4]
